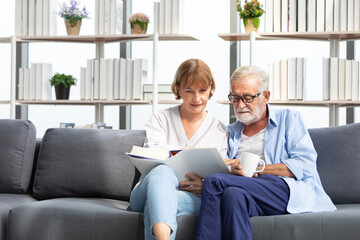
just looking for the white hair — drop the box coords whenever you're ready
[230,65,269,92]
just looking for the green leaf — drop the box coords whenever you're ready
[243,18,249,27]
[253,17,260,28]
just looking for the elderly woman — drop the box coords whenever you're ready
[129,59,228,240]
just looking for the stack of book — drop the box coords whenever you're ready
[95,0,123,35]
[263,0,360,33]
[143,84,174,101]
[323,58,360,101]
[15,0,57,36]
[18,63,53,100]
[269,58,306,101]
[80,58,148,101]
[154,0,185,34]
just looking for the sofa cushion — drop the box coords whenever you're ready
[0,194,37,240]
[32,128,145,201]
[0,119,36,193]
[309,123,360,204]
[8,198,142,240]
[250,204,360,240]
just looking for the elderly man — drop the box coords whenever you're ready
[194,66,336,240]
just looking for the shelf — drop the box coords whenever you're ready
[219,31,360,42]
[217,100,360,107]
[0,37,11,43]
[0,101,11,104]
[17,34,199,44]
[17,100,151,105]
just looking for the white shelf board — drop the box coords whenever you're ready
[219,31,360,42]
[17,100,151,105]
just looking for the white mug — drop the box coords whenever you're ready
[240,152,266,177]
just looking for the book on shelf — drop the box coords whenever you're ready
[355,0,360,31]
[325,0,334,31]
[119,58,127,100]
[86,59,93,100]
[339,0,347,32]
[23,68,30,100]
[18,68,24,100]
[100,58,107,100]
[172,0,185,33]
[93,59,100,100]
[15,0,22,36]
[338,58,346,101]
[133,59,148,100]
[323,58,330,100]
[347,0,354,31]
[114,58,120,100]
[104,0,111,35]
[159,0,166,34]
[29,63,36,100]
[330,57,339,101]
[165,0,173,34]
[345,60,352,101]
[126,59,134,100]
[333,0,340,31]
[307,0,316,32]
[265,0,273,32]
[297,0,306,32]
[126,146,230,181]
[352,61,359,101]
[288,0,297,32]
[287,58,296,100]
[316,0,325,31]
[80,67,86,100]
[281,0,288,32]
[106,58,114,100]
[22,0,28,36]
[35,63,52,101]
[273,0,280,32]
[296,58,306,100]
[35,0,43,36]
[98,0,105,35]
[28,0,36,36]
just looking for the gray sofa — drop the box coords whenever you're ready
[1,119,360,240]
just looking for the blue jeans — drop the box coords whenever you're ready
[130,165,201,240]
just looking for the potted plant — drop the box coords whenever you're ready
[58,0,89,35]
[129,12,150,34]
[49,73,77,100]
[236,0,265,33]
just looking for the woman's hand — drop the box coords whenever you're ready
[179,173,203,194]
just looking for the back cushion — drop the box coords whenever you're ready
[33,128,145,201]
[0,119,36,193]
[309,122,360,204]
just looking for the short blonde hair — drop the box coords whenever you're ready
[230,65,269,92]
[171,59,216,100]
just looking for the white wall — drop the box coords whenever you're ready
[0,0,359,137]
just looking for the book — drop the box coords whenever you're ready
[86,59,93,100]
[18,68,25,100]
[281,0,288,32]
[99,58,107,100]
[133,59,148,100]
[339,0,347,31]
[265,0,274,32]
[333,0,340,31]
[287,58,296,100]
[35,0,43,36]
[345,59,352,100]
[307,0,316,32]
[355,0,360,31]
[106,58,114,100]
[159,0,166,34]
[352,60,359,101]
[15,0,22,36]
[297,0,306,32]
[273,0,281,32]
[323,57,330,100]
[126,146,230,181]
[347,0,354,31]
[338,58,346,100]
[119,58,127,100]
[93,59,100,100]
[288,0,297,32]
[164,0,172,33]
[29,63,36,100]
[325,0,334,31]
[80,67,86,100]
[316,0,325,31]
[126,59,134,100]
[330,57,339,100]
[280,59,288,100]
[113,58,120,100]
[22,0,28,36]
[28,0,36,36]
[296,58,305,100]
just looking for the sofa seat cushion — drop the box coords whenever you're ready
[8,198,143,240]
[0,194,37,240]
[0,120,36,193]
[33,129,145,201]
[250,204,360,240]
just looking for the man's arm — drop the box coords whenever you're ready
[258,163,295,178]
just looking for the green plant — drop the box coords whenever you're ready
[58,0,89,27]
[236,0,265,28]
[128,12,150,30]
[49,73,77,87]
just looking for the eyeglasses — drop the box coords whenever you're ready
[227,92,262,103]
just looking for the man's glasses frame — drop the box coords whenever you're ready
[227,92,262,103]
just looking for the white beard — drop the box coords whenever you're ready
[235,101,265,125]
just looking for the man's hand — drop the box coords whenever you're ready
[179,173,203,194]
[225,158,261,177]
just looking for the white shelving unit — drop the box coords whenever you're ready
[14,33,198,123]
[219,31,360,127]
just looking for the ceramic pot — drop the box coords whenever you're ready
[55,85,71,100]
[243,18,259,34]
[65,19,82,36]
[131,23,148,34]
